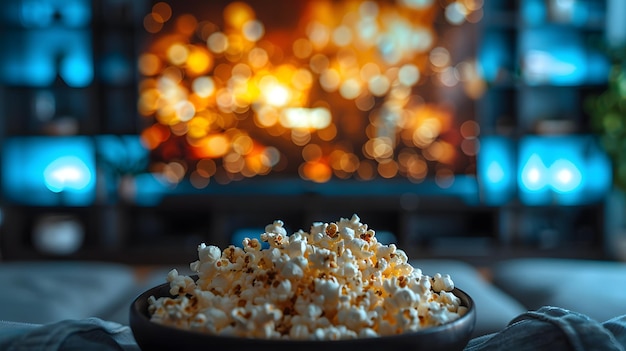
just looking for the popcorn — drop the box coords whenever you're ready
[166,269,196,296]
[148,214,467,340]
[432,273,455,292]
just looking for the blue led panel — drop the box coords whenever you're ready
[478,31,515,83]
[1,136,96,206]
[517,135,611,206]
[520,28,586,86]
[0,29,93,87]
[477,136,516,205]
[0,0,93,87]
[0,0,91,28]
[519,27,610,86]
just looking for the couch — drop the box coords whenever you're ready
[1,258,625,338]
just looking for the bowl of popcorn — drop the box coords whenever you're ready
[130,214,476,351]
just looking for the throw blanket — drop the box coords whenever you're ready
[466,306,626,351]
[2,307,625,350]
[0,318,139,351]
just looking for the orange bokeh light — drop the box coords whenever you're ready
[139,0,480,184]
[301,160,332,183]
[190,134,230,158]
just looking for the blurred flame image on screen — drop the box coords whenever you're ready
[138,0,484,187]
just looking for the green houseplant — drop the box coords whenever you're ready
[587,46,626,191]
[587,45,626,260]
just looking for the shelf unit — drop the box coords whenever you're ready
[0,0,149,260]
[478,1,608,137]
[473,0,610,256]
[0,0,614,264]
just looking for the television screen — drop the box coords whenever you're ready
[137,0,482,192]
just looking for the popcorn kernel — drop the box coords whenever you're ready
[148,214,464,340]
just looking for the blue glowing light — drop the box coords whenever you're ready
[520,153,549,192]
[478,31,512,83]
[519,26,609,86]
[61,0,91,27]
[477,136,516,205]
[1,137,96,206]
[20,0,55,27]
[0,30,93,87]
[517,135,611,205]
[486,161,505,184]
[549,159,582,193]
[17,0,91,28]
[44,156,92,193]
[60,51,93,87]
[521,0,547,26]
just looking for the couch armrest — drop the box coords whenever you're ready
[492,258,626,323]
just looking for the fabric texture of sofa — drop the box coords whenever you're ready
[0,261,191,326]
[491,258,626,324]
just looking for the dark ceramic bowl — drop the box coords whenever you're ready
[130,278,476,351]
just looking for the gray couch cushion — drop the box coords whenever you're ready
[102,264,194,325]
[411,259,527,337]
[0,261,137,324]
[492,258,626,323]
